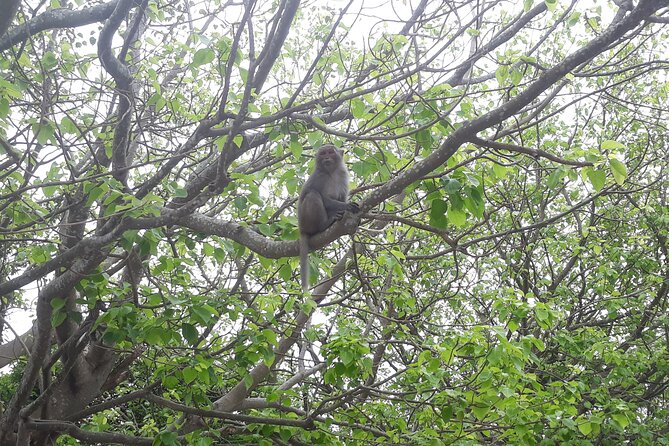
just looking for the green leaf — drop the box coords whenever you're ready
[351,98,366,119]
[289,140,302,158]
[495,65,509,86]
[279,263,292,282]
[463,187,484,219]
[182,323,199,346]
[547,169,565,189]
[440,405,453,421]
[203,243,214,256]
[429,198,448,229]
[609,158,627,185]
[263,349,275,367]
[154,431,179,446]
[86,184,107,206]
[214,136,226,152]
[279,428,292,442]
[233,196,247,212]
[191,306,216,324]
[586,168,605,192]
[524,0,533,11]
[199,367,213,385]
[50,298,67,310]
[415,129,433,150]
[441,178,461,194]
[351,159,379,177]
[258,224,272,236]
[535,307,549,322]
[340,349,354,366]
[42,185,58,198]
[529,336,545,351]
[601,139,626,150]
[301,298,318,314]
[567,11,581,26]
[307,132,322,147]
[42,52,58,70]
[507,319,519,332]
[578,421,592,435]
[174,187,188,198]
[182,366,198,384]
[262,328,278,345]
[0,98,9,117]
[102,328,125,345]
[144,327,166,346]
[0,77,22,98]
[192,48,215,67]
[213,247,226,263]
[162,376,178,389]
[612,413,629,429]
[492,163,508,179]
[35,122,55,145]
[472,405,489,420]
[447,207,466,227]
[60,116,78,134]
[239,67,248,82]
[51,311,67,328]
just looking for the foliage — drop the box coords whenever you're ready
[0,0,668,445]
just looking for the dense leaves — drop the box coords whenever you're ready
[0,0,668,445]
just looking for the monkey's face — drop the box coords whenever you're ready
[316,145,342,171]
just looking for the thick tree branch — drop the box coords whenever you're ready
[0,1,120,52]
[252,0,300,92]
[97,0,136,186]
[170,211,359,260]
[24,420,154,446]
[0,0,20,40]
[146,394,311,427]
[0,321,37,368]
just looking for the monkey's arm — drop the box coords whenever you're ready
[322,196,359,213]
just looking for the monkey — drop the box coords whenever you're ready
[298,144,358,291]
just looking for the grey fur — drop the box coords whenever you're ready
[298,145,358,291]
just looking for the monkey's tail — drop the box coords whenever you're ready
[300,234,310,292]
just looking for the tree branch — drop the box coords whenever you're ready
[24,420,154,446]
[252,0,300,92]
[0,321,37,368]
[0,1,120,52]
[471,136,594,167]
[361,0,664,212]
[0,0,20,40]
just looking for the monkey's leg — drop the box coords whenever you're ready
[299,191,329,235]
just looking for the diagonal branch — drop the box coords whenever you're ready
[252,0,301,92]
[0,0,20,40]
[361,0,664,212]
[471,136,594,167]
